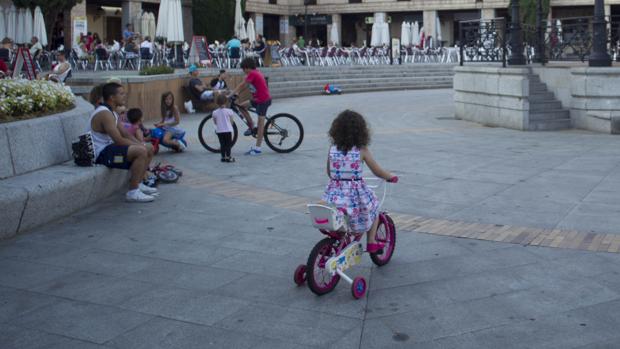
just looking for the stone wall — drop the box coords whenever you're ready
[453,65,531,130]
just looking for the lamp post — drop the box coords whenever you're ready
[534,0,545,64]
[508,0,526,65]
[589,0,611,66]
[304,0,309,41]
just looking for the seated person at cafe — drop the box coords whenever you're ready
[188,65,214,101]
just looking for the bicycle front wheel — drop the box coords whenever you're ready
[263,113,304,153]
[198,113,239,153]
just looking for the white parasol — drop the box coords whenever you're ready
[234,0,244,38]
[141,12,149,38]
[401,21,410,46]
[556,19,563,44]
[380,22,390,46]
[6,5,16,43]
[246,18,256,44]
[156,0,184,42]
[148,12,156,39]
[0,5,5,41]
[239,18,247,40]
[24,7,33,44]
[411,21,420,46]
[435,15,442,47]
[330,22,340,46]
[370,20,380,47]
[33,6,47,46]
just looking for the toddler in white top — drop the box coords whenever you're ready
[212,93,236,162]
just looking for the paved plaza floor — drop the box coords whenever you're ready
[3,89,620,348]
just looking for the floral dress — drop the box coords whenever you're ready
[322,146,379,233]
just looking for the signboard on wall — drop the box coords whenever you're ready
[289,15,332,27]
[365,16,392,24]
[279,18,289,34]
[73,16,87,46]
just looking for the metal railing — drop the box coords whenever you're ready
[458,18,507,67]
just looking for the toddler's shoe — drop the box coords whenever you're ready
[366,243,385,254]
[245,147,262,156]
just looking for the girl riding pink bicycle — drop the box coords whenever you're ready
[295,110,398,299]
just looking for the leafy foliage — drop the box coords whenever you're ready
[192,0,245,42]
[520,0,550,26]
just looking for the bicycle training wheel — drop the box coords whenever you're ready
[198,113,239,153]
[263,113,304,153]
[306,238,340,296]
[369,213,396,266]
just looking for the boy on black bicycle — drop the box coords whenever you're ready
[232,57,272,156]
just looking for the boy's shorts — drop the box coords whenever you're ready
[251,99,271,117]
[96,145,132,169]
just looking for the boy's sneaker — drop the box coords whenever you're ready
[126,190,155,203]
[143,177,157,188]
[178,139,187,151]
[245,147,262,156]
[139,183,159,195]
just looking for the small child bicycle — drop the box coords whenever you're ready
[293,178,396,299]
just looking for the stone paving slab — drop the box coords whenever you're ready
[3,90,620,348]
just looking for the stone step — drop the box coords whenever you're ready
[271,82,451,98]
[529,91,556,101]
[528,118,572,131]
[530,100,563,111]
[267,72,454,82]
[270,77,453,88]
[270,79,452,91]
[529,109,570,121]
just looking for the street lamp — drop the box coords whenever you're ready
[534,0,545,64]
[304,0,310,41]
[508,0,526,65]
[589,0,611,66]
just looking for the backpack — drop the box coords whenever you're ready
[72,132,95,167]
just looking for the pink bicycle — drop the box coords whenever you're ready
[293,178,396,299]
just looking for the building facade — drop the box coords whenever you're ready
[246,0,620,46]
[0,0,193,48]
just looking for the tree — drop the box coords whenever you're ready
[192,0,245,42]
[13,0,83,46]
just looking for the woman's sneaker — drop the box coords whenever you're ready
[126,189,155,203]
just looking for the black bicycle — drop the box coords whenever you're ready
[198,95,304,153]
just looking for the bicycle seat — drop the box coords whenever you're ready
[307,204,347,231]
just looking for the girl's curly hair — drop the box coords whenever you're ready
[328,110,370,153]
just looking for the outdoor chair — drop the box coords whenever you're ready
[94,48,112,71]
[120,49,138,70]
[139,47,154,70]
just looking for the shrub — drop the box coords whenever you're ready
[139,66,175,76]
[0,79,75,123]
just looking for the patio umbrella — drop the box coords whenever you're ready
[0,5,5,42]
[156,0,184,42]
[234,0,244,38]
[435,15,442,47]
[15,8,26,44]
[6,5,16,43]
[246,18,256,44]
[148,13,157,39]
[330,22,340,46]
[380,22,390,46]
[141,12,149,38]
[401,21,410,46]
[239,18,248,40]
[33,6,47,46]
[370,20,380,47]
[133,12,142,35]
[556,19,563,44]
[411,21,420,46]
[25,7,33,43]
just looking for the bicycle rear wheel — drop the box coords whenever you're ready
[306,238,340,296]
[198,113,239,153]
[263,113,304,153]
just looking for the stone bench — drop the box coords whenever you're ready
[0,97,130,239]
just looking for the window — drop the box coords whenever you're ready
[269,0,277,4]
[349,0,362,3]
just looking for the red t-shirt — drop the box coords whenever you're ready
[0,59,8,74]
[245,69,271,103]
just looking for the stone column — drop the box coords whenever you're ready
[481,8,496,20]
[68,1,86,49]
[122,0,142,32]
[328,14,341,46]
[254,13,264,36]
[423,10,437,45]
[374,12,387,24]
[279,15,296,46]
